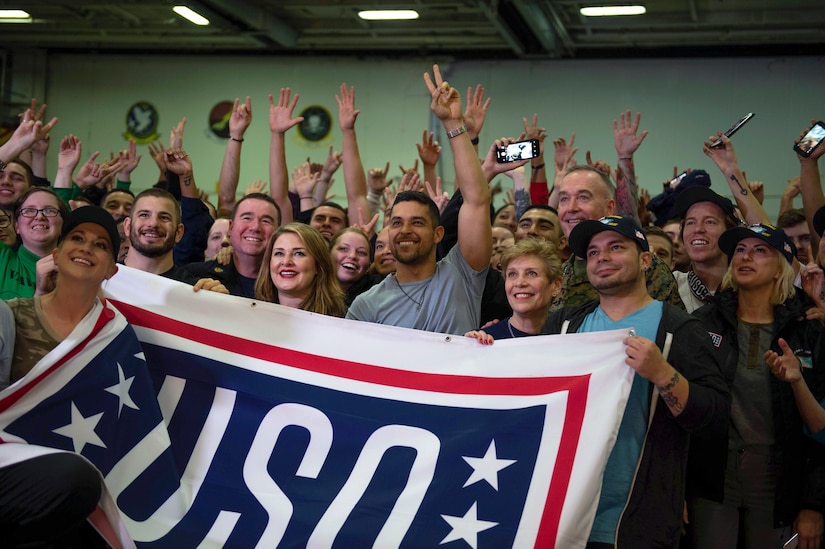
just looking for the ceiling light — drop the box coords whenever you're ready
[358,10,419,21]
[0,9,31,23]
[173,6,210,26]
[580,5,646,16]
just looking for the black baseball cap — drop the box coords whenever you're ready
[813,205,825,237]
[675,186,737,219]
[718,223,795,264]
[59,205,120,261]
[568,215,650,259]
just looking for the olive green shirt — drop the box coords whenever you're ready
[7,297,61,383]
[550,253,685,312]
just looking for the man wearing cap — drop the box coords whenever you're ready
[551,164,684,312]
[673,187,743,312]
[544,215,729,548]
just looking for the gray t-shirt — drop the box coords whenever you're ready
[0,300,14,390]
[346,245,488,335]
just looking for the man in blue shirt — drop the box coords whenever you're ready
[544,215,729,548]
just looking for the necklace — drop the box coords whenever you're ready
[394,274,425,311]
[507,319,516,338]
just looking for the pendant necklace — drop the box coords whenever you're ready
[395,274,426,311]
[507,319,516,338]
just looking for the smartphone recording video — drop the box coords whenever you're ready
[496,139,540,163]
[709,112,755,148]
[793,121,825,158]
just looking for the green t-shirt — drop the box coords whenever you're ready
[0,241,39,300]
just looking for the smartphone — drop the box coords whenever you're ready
[783,532,799,549]
[709,112,755,148]
[496,139,540,163]
[669,170,688,189]
[793,121,825,157]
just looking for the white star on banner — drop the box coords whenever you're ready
[440,501,498,548]
[104,362,138,417]
[462,440,516,490]
[53,402,107,454]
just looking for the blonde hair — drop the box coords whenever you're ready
[721,251,796,306]
[255,223,346,317]
[499,238,562,282]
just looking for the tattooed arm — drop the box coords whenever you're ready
[614,110,648,224]
[623,333,689,416]
[703,133,770,225]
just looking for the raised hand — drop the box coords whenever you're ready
[57,135,82,173]
[352,207,380,237]
[425,176,450,213]
[416,130,442,167]
[335,83,360,131]
[321,145,343,177]
[482,138,529,182]
[117,139,142,180]
[164,148,193,176]
[148,140,167,173]
[292,162,319,198]
[463,85,490,139]
[765,338,804,384]
[229,96,253,140]
[75,152,124,189]
[522,114,547,144]
[170,117,186,149]
[367,162,392,193]
[553,133,578,173]
[4,107,57,157]
[244,178,267,196]
[423,64,462,122]
[614,110,648,158]
[268,88,304,133]
[398,159,419,178]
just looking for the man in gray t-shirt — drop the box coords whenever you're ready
[347,66,493,335]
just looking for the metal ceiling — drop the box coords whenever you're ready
[3,0,825,59]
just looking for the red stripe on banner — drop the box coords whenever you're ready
[111,299,586,397]
[0,304,115,414]
[110,299,591,546]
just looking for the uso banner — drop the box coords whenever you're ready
[2,267,635,548]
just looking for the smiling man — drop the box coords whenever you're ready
[346,66,491,335]
[184,192,280,297]
[0,160,33,217]
[551,165,683,311]
[544,215,728,548]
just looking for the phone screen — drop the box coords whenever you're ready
[795,122,825,157]
[497,140,538,163]
[669,171,688,189]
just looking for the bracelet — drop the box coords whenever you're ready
[532,163,545,170]
[446,125,467,139]
[230,137,244,143]
[619,157,632,161]
[470,136,479,145]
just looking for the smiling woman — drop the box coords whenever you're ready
[329,227,382,306]
[255,222,346,317]
[0,187,69,300]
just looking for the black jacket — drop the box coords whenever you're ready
[690,288,825,527]
[544,300,730,548]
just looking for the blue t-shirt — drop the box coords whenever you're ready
[579,300,663,544]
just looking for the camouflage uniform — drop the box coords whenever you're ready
[550,253,685,311]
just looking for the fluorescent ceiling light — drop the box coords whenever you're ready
[173,6,210,26]
[0,9,31,22]
[0,10,30,18]
[580,5,646,16]
[358,10,419,21]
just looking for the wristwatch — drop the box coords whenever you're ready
[446,125,467,139]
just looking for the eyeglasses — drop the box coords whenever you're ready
[17,207,61,218]
[0,216,9,229]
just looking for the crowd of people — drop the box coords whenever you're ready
[1,63,825,548]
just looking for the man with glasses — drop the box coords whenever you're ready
[0,210,15,248]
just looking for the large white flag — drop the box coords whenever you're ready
[1,266,634,548]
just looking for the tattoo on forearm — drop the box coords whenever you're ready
[657,371,683,412]
[730,174,747,195]
[182,175,192,187]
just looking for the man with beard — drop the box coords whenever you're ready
[123,188,227,293]
[544,215,728,548]
[346,66,491,335]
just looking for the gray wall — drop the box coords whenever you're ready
[41,53,825,219]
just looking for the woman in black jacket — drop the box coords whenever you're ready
[689,223,825,549]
